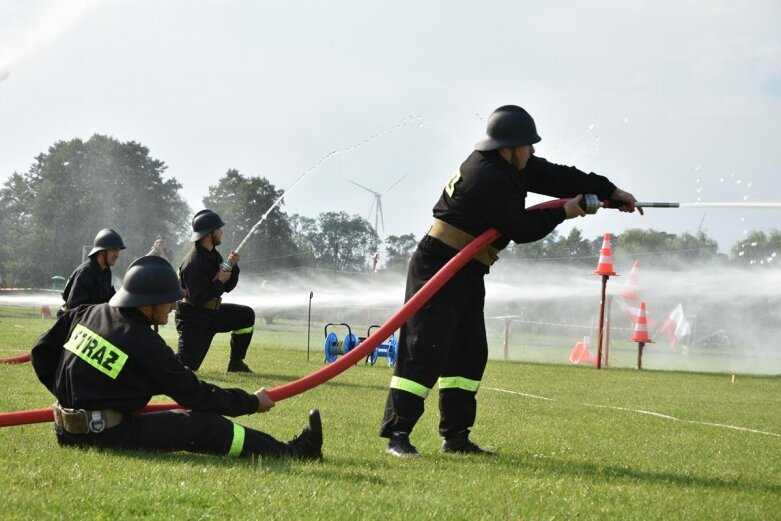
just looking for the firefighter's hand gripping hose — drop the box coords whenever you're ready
[0,195,649,428]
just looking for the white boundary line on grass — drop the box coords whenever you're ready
[483,386,781,438]
[482,386,553,400]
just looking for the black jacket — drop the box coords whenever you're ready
[433,151,617,251]
[178,243,239,305]
[61,258,115,309]
[31,304,258,416]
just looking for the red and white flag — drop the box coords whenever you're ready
[659,303,691,348]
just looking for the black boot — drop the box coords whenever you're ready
[288,409,323,460]
[227,360,253,373]
[441,430,494,455]
[386,431,419,458]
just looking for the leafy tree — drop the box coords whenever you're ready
[203,169,305,274]
[0,135,189,286]
[544,228,596,266]
[505,229,560,260]
[731,230,781,266]
[288,214,317,261]
[384,233,418,272]
[302,211,379,271]
[506,229,595,267]
[615,228,723,268]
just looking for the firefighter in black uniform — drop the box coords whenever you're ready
[58,228,126,317]
[31,256,322,460]
[175,209,256,373]
[380,105,642,457]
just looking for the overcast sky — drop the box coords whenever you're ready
[1,0,780,254]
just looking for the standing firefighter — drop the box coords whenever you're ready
[176,209,256,372]
[31,256,322,460]
[59,228,126,317]
[380,105,642,457]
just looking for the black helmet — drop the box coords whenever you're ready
[190,209,225,241]
[88,228,126,257]
[474,105,541,152]
[109,256,185,308]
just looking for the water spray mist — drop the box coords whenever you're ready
[219,115,424,272]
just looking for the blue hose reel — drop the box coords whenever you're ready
[364,325,398,367]
[323,323,398,367]
[323,323,359,364]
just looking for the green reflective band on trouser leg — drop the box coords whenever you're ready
[438,376,481,392]
[233,326,254,335]
[228,423,246,457]
[390,376,431,399]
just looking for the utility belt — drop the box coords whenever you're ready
[52,403,124,434]
[181,297,221,310]
[426,218,499,267]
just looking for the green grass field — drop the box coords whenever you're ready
[1,306,780,520]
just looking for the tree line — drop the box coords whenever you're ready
[0,134,777,287]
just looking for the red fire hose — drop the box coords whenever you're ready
[0,353,31,364]
[0,198,572,428]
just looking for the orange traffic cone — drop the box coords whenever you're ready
[569,341,597,366]
[621,260,640,300]
[593,233,617,276]
[631,301,653,343]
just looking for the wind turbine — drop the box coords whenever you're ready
[350,175,406,235]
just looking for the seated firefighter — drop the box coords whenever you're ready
[31,256,322,460]
[59,228,126,317]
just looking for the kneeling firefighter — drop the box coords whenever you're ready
[31,256,322,460]
[175,209,256,373]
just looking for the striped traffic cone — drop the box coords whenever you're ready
[593,233,617,276]
[631,301,652,343]
[621,260,641,301]
[569,340,597,366]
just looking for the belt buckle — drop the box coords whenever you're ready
[87,410,106,433]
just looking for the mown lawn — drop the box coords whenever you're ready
[1,306,779,520]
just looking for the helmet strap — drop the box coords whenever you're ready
[96,250,109,270]
[510,148,521,170]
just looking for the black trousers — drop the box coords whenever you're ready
[380,236,489,439]
[175,302,255,371]
[55,410,289,457]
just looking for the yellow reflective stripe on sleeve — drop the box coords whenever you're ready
[232,326,253,335]
[63,324,128,379]
[390,376,431,399]
[444,169,461,197]
[438,376,481,392]
[228,423,245,457]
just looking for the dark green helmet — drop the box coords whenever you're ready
[88,228,126,257]
[190,209,225,242]
[109,256,185,308]
[474,105,541,152]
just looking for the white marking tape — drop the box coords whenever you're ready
[483,387,780,438]
[482,386,553,401]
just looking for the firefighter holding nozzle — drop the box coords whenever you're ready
[32,256,322,460]
[175,209,257,373]
[380,105,642,457]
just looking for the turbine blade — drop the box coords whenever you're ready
[350,180,379,195]
[381,175,407,195]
